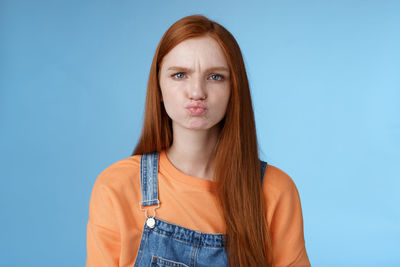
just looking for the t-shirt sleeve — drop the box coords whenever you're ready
[86,169,121,267]
[263,165,311,267]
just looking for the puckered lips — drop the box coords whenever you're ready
[185,101,207,116]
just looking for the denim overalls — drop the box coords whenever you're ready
[134,152,267,267]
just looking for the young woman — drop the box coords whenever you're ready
[86,15,310,267]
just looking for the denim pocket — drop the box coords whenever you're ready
[150,256,189,267]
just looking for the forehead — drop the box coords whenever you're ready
[161,36,229,68]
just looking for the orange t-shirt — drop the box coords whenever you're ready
[86,150,310,267]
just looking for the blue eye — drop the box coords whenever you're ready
[172,72,185,79]
[209,74,224,81]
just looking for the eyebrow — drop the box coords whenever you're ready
[167,66,230,73]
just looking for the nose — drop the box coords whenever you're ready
[187,75,207,100]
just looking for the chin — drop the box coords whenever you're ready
[186,124,210,130]
[181,121,211,130]
[173,119,220,131]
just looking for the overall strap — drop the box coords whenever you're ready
[139,152,160,207]
[260,160,268,184]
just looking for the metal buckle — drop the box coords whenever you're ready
[139,201,160,219]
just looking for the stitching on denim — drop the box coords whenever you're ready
[191,245,199,267]
[151,255,189,267]
[155,217,225,237]
[133,226,149,267]
[147,226,225,248]
[147,229,224,248]
[140,152,160,208]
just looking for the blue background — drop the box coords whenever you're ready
[1,0,399,266]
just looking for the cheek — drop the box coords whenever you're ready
[160,77,187,105]
[209,88,230,120]
[218,86,231,109]
[160,88,182,118]
[161,92,173,113]
[160,80,172,105]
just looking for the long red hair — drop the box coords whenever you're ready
[133,15,273,266]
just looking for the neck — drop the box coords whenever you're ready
[166,124,221,181]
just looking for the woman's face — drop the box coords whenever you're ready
[159,36,231,131]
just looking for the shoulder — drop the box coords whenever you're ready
[88,155,142,231]
[93,155,142,190]
[262,164,303,217]
[262,165,310,266]
[263,164,299,197]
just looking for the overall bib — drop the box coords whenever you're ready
[133,152,267,267]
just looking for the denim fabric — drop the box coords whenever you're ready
[140,152,160,207]
[134,152,267,267]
